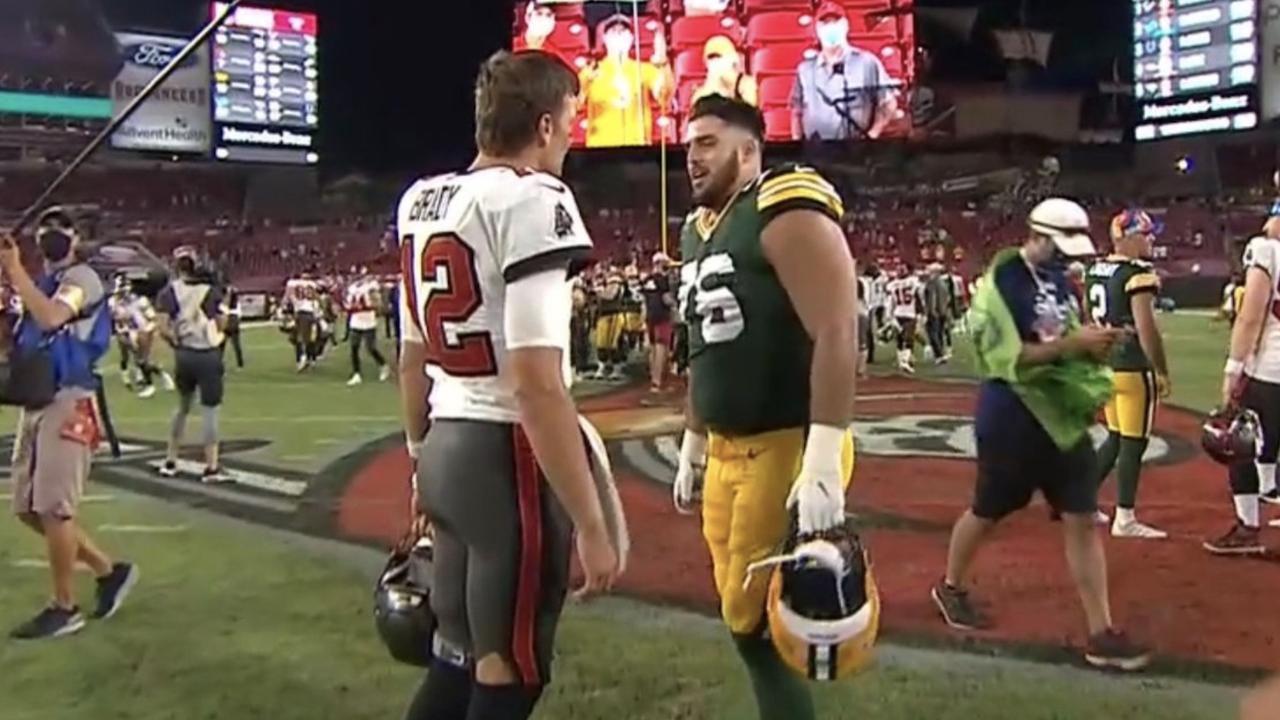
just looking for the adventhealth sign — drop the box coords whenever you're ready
[109,32,213,154]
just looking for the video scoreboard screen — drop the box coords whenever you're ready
[1133,0,1259,141]
[211,2,319,164]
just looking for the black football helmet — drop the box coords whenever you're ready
[1201,407,1261,466]
[373,538,436,668]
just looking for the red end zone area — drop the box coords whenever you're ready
[336,377,1280,673]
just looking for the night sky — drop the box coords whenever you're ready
[87,0,1129,175]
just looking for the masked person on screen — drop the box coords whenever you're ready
[2,208,137,641]
[579,14,674,147]
[791,2,899,142]
[514,1,578,68]
[692,35,758,107]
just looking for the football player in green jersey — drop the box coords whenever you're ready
[670,95,865,719]
[1085,209,1171,539]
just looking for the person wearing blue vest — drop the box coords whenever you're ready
[2,207,137,640]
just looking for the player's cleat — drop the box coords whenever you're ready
[1111,518,1167,539]
[9,605,85,640]
[898,362,915,375]
[161,373,176,391]
[1084,628,1150,671]
[1262,488,1280,505]
[347,374,363,387]
[92,563,138,620]
[379,365,391,382]
[296,358,308,372]
[608,368,627,382]
[157,461,178,478]
[201,466,230,485]
[137,385,156,399]
[1202,523,1266,556]
[931,581,991,631]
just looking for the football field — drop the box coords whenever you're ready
[0,317,1253,719]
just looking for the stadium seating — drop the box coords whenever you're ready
[870,40,905,76]
[746,11,815,47]
[671,14,743,52]
[675,49,707,81]
[758,76,795,109]
[751,44,813,78]
[544,21,591,57]
[763,108,793,140]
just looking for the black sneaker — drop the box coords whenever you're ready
[1202,523,1266,556]
[931,580,991,631]
[1262,488,1280,506]
[1085,628,1151,671]
[9,605,86,640]
[157,461,178,478]
[93,563,139,620]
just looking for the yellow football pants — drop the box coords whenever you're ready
[701,427,855,636]
[594,312,625,352]
[1104,370,1157,439]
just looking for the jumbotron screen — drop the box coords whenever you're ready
[211,2,319,164]
[1132,0,1259,142]
[512,0,916,147]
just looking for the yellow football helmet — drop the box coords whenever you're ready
[748,519,880,681]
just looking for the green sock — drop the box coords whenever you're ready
[733,633,814,720]
[1116,437,1149,509]
[1095,431,1121,489]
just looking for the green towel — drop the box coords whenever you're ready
[968,248,1113,450]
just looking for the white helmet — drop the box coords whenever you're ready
[1028,198,1096,258]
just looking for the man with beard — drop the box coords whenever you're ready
[671,95,858,720]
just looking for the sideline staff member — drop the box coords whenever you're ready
[155,246,228,482]
[3,208,137,640]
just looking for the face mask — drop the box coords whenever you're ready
[527,14,554,38]
[605,32,633,57]
[706,55,734,78]
[817,20,847,49]
[37,228,74,263]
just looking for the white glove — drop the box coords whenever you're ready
[786,424,847,534]
[673,430,707,514]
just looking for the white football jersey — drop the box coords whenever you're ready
[345,278,380,331]
[1242,236,1280,383]
[398,166,593,424]
[886,276,921,319]
[286,278,321,314]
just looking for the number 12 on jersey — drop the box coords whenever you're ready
[403,233,498,376]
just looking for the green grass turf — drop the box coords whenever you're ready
[0,494,1239,720]
[898,311,1229,414]
[0,311,1248,718]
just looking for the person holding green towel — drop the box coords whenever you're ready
[930,198,1151,672]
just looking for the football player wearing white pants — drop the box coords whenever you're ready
[397,50,621,720]
[1206,212,1280,555]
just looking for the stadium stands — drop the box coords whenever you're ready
[746,11,815,47]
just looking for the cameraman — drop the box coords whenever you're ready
[154,246,228,482]
[2,208,137,640]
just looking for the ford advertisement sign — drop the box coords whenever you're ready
[110,32,212,153]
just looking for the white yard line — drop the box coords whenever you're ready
[98,524,189,533]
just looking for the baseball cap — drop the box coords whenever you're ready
[703,35,736,60]
[1028,198,1096,258]
[816,2,846,21]
[599,13,632,34]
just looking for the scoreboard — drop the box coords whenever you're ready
[211,3,319,164]
[1132,0,1259,141]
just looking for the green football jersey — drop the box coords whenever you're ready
[1084,255,1160,371]
[678,164,844,436]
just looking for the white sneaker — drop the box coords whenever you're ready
[378,365,391,382]
[296,358,307,372]
[608,369,627,382]
[898,363,915,375]
[161,373,176,391]
[346,374,363,387]
[137,385,157,399]
[1112,519,1167,539]
[1094,510,1111,526]
[1261,489,1280,505]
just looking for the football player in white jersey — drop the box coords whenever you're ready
[1206,211,1280,555]
[886,263,922,373]
[343,267,389,386]
[284,271,322,371]
[397,50,620,720]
